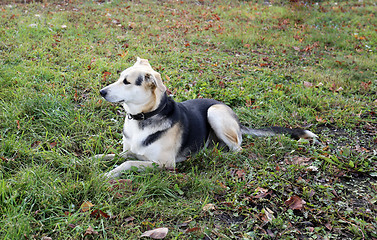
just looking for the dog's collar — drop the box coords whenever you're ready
[127,94,168,121]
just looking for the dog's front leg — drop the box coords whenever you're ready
[105,160,156,178]
[92,151,130,161]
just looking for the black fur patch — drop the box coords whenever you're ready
[263,127,306,140]
[142,129,167,146]
[138,118,155,129]
[135,75,143,86]
[123,77,130,85]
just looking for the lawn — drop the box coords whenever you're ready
[0,0,376,239]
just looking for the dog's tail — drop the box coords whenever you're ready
[241,126,318,141]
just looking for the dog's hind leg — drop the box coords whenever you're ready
[207,104,242,152]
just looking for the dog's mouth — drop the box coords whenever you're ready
[117,100,125,103]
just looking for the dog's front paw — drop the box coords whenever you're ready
[103,170,121,179]
[92,154,116,161]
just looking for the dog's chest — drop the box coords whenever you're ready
[122,119,170,155]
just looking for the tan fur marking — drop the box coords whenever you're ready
[156,123,182,168]
[207,104,242,152]
[141,87,157,113]
[224,128,239,145]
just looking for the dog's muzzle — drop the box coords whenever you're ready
[100,89,107,98]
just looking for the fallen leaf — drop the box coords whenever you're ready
[306,166,318,172]
[335,87,344,92]
[266,229,275,237]
[235,169,246,179]
[140,227,168,239]
[325,222,333,230]
[125,216,135,223]
[31,141,41,149]
[84,226,98,237]
[68,223,76,229]
[315,82,324,88]
[284,195,306,210]
[360,81,372,91]
[292,156,311,165]
[41,237,52,240]
[262,207,275,223]
[217,181,227,189]
[185,227,201,233]
[128,22,136,29]
[252,187,272,199]
[90,209,110,219]
[315,115,326,123]
[0,156,11,162]
[303,81,313,88]
[202,203,215,212]
[164,74,171,82]
[102,71,112,81]
[80,201,94,212]
[308,189,316,198]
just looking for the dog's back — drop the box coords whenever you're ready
[175,98,223,156]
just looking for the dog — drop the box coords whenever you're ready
[95,57,317,178]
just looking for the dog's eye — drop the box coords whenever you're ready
[123,78,130,85]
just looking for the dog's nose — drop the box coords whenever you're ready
[100,89,107,98]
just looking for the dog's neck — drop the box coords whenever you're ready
[123,93,168,120]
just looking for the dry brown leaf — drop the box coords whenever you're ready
[80,201,94,212]
[125,216,135,223]
[235,169,246,179]
[306,166,318,172]
[128,22,136,29]
[185,227,201,233]
[315,82,324,88]
[90,209,110,219]
[325,222,333,230]
[252,187,272,199]
[315,115,326,123]
[335,86,344,92]
[262,207,275,223]
[202,203,215,212]
[140,227,168,239]
[292,156,311,166]
[284,195,306,210]
[303,81,313,88]
[84,226,99,237]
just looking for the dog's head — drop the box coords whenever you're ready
[100,57,166,113]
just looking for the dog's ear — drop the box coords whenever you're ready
[145,72,166,93]
[152,72,167,92]
[135,57,151,67]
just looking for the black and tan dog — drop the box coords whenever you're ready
[96,58,317,178]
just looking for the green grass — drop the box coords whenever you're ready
[1,0,376,239]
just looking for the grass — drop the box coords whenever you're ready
[0,0,376,239]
